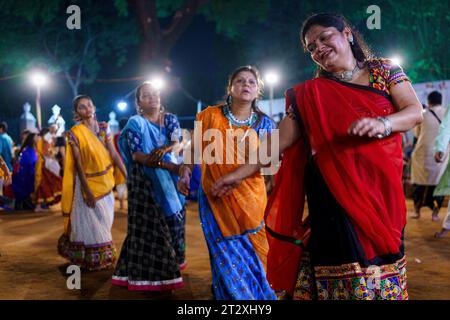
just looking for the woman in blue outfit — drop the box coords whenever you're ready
[112,81,186,292]
[12,133,38,210]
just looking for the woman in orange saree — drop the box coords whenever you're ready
[178,66,277,300]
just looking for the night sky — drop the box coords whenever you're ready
[0,14,264,138]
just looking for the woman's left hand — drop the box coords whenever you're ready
[148,146,168,164]
[348,117,385,138]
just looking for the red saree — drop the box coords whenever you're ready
[265,78,406,295]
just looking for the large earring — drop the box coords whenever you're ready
[348,35,354,45]
[136,102,143,114]
[226,94,233,106]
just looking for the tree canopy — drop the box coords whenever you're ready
[0,0,139,97]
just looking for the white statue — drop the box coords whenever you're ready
[108,111,119,135]
[20,102,37,133]
[48,104,66,137]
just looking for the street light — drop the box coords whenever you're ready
[29,71,48,129]
[265,71,279,117]
[117,101,128,112]
[390,56,403,66]
[146,76,165,90]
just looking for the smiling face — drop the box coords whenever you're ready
[75,98,96,120]
[304,25,353,73]
[229,71,259,104]
[137,84,161,114]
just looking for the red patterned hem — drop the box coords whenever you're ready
[57,234,117,271]
[293,253,408,300]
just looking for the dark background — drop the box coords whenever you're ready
[0,0,448,140]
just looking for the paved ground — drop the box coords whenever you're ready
[0,199,449,300]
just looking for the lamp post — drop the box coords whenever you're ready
[146,76,165,90]
[265,72,279,117]
[30,72,48,130]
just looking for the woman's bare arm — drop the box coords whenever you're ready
[211,116,302,197]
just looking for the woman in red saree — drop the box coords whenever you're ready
[211,13,423,300]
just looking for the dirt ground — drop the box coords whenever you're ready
[0,199,449,300]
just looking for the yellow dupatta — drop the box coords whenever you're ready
[198,106,268,237]
[0,155,11,182]
[61,123,115,235]
[114,165,126,186]
[34,138,44,193]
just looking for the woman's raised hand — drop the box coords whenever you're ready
[211,173,242,198]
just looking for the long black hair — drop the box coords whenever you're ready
[300,13,373,77]
[20,132,36,154]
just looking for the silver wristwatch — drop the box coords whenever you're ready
[375,117,392,139]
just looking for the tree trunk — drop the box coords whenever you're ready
[130,0,208,74]
[63,70,79,98]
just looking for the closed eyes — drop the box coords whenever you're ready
[306,33,333,53]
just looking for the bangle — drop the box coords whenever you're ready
[375,117,392,139]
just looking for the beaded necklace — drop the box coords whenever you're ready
[223,104,258,127]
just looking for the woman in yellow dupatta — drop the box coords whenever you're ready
[58,95,127,271]
[178,66,276,300]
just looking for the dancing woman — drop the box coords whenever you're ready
[178,66,277,300]
[58,95,127,271]
[112,82,186,291]
[212,14,423,300]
